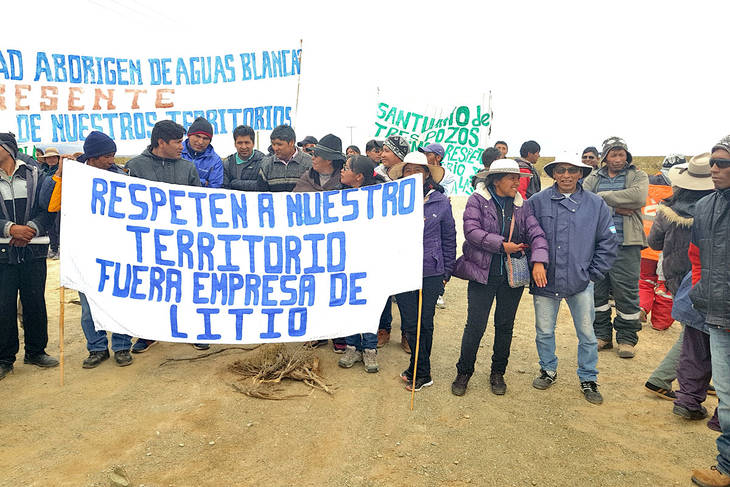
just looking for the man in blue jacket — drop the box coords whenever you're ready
[528,154,618,404]
[181,117,223,188]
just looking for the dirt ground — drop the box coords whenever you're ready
[0,194,721,487]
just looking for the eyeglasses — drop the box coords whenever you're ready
[710,158,730,169]
[553,166,581,175]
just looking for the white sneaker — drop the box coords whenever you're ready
[436,296,446,309]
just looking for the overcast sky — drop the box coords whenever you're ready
[5,0,729,156]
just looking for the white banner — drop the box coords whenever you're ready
[373,98,492,195]
[59,163,424,344]
[0,45,301,155]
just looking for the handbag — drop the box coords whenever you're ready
[505,214,530,288]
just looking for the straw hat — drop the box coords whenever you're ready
[387,151,445,183]
[668,153,714,191]
[37,147,60,159]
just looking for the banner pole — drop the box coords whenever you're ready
[59,286,65,387]
[293,38,303,131]
[409,288,423,410]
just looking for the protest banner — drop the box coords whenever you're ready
[0,44,301,155]
[59,163,424,344]
[373,98,491,195]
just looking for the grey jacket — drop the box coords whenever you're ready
[582,163,648,247]
[125,148,201,187]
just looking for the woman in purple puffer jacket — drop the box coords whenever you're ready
[388,152,457,392]
[451,159,549,397]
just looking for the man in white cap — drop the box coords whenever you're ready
[528,154,618,404]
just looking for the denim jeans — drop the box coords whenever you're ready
[378,298,393,332]
[79,292,132,352]
[395,275,443,380]
[709,327,730,475]
[534,282,598,382]
[456,276,524,376]
[345,333,378,351]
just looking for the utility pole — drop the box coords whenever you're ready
[346,126,356,146]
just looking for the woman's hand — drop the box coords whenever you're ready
[503,241,527,254]
[532,262,547,287]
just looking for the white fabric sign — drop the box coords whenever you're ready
[59,163,424,343]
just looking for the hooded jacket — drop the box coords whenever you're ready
[452,182,548,285]
[422,190,457,279]
[0,160,54,264]
[181,140,223,188]
[223,150,265,191]
[293,168,343,192]
[125,148,201,187]
[689,188,730,328]
[528,183,618,298]
[582,162,649,247]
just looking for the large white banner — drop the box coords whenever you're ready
[0,45,301,155]
[59,163,423,344]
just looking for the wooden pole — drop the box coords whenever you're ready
[293,39,303,131]
[409,289,423,410]
[59,286,65,386]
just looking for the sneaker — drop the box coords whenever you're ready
[24,353,59,368]
[132,339,157,354]
[82,350,110,369]
[532,369,557,390]
[490,372,507,395]
[0,363,13,381]
[673,404,708,420]
[332,340,347,354]
[337,346,362,368]
[47,249,58,259]
[400,334,411,354]
[377,329,390,348]
[114,350,133,367]
[192,343,210,351]
[451,373,470,396]
[644,381,676,400]
[405,376,433,392]
[363,349,379,373]
[400,369,413,383]
[580,381,604,405]
[597,338,613,350]
[436,295,446,309]
[617,343,635,359]
[691,466,730,487]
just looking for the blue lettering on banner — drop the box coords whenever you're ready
[196,308,222,340]
[170,304,188,338]
[260,308,283,339]
[229,308,253,340]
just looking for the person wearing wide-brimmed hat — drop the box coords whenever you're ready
[583,136,649,359]
[528,153,618,404]
[387,152,456,392]
[450,159,548,397]
[294,134,345,192]
[643,153,717,421]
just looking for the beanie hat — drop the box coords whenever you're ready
[600,136,632,164]
[0,132,18,161]
[712,134,730,154]
[384,135,409,161]
[77,131,117,163]
[661,154,686,169]
[188,117,213,138]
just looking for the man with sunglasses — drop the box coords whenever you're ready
[581,146,600,170]
[583,137,649,359]
[528,154,617,404]
[689,136,730,487]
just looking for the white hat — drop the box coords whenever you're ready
[486,159,527,177]
[543,152,593,178]
[388,151,445,183]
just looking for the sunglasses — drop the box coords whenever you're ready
[582,155,597,160]
[710,158,730,169]
[553,166,581,175]
[304,147,314,154]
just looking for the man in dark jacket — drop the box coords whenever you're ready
[515,140,541,199]
[583,136,649,359]
[689,134,730,487]
[124,121,204,353]
[181,117,223,188]
[257,125,312,192]
[223,125,265,191]
[528,155,617,404]
[0,132,58,380]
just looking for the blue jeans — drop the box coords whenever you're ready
[534,282,598,382]
[79,292,132,352]
[708,327,730,475]
[345,333,378,351]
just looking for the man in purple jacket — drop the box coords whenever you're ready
[528,154,618,404]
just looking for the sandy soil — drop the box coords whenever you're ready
[0,194,720,487]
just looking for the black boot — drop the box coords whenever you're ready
[451,373,471,396]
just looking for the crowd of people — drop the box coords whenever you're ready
[1,119,730,486]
